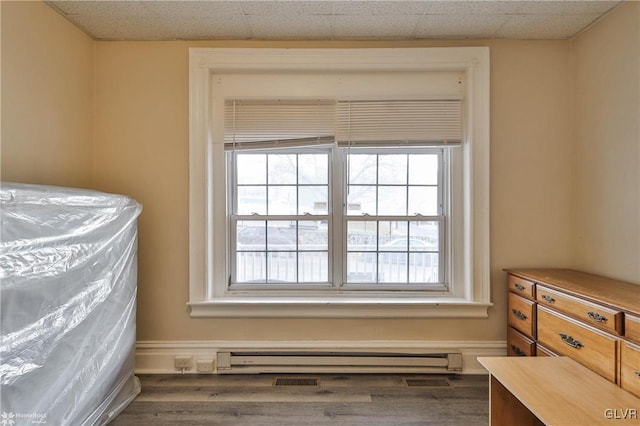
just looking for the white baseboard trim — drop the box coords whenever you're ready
[135,340,506,375]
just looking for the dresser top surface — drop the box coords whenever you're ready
[478,356,640,425]
[505,268,639,314]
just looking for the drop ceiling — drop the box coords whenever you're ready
[47,0,622,41]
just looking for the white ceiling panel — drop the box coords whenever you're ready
[46,0,623,41]
[331,1,429,15]
[334,14,421,39]
[160,14,252,40]
[248,15,333,39]
[241,1,334,15]
[415,14,507,38]
[496,13,603,39]
[514,1,621,15]
[421,1,523,15]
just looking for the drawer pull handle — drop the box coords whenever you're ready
[511,309,527,320]
[587,311,607,322]
[510,345,526,356]
[559,333,584,349]
[515,284,525,291]
[541,294,555,303]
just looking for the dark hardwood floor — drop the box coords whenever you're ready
[110,373,489,425]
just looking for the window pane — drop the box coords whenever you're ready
[299,222,328,250]
[409,221,439,251]
[346,252,377,283]
[347,221,377,251]
[236,220,266,250]
[266,221,296,250]
[408,186,438,216]
[298,252,328,282]
[237,186,266,215]
[378,186,407,215]
[348,154,376,184]
[378,221,408,250]
[299,186,328,215]
[267,252,297,282]
[347,185,376,215]
[268,154,297,184]
[378,253,408,282]
[409,253,439,283]
[237,154,266,184]
[268,186,296,214]
[378,221,408,251]
[299,154,328,184]
[409,154,438,185]
[236,251,266,282]
[378,154,407,184]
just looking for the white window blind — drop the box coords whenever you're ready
[225,99,463,150]
[336,100,463,147]
[224,100,335,150]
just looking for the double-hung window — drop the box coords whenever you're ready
[189,48,490,317]
[226,99,457,292]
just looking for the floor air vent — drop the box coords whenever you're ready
[404,378,451,387]
[274,378,319,387]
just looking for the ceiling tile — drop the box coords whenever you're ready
[156,14,252,40]
[145,1,244,17]
[333,15,420,39]
[248,15,333,39]
[49,0,150,17]
[241,1,334,15]
[415,14,506,38]
[496,13,602,39]
[515,1,620,15]
[332,1,427,15]
[421,1,522,15]
[66,13,168,40]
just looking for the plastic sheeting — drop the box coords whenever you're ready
[1,183,142,426]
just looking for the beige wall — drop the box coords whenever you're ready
[570,1,640,284]
[93,39,574,342]
[3,0,636,346]
[1,1,94,188]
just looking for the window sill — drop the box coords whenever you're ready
[188,298,492,318]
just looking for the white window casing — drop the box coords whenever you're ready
[189,48,491,318]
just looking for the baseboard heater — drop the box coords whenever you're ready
[216,351,463,374]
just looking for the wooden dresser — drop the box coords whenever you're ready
[505,268,640,398]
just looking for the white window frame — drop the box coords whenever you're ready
[189,48,491,318]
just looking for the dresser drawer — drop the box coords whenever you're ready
[508,274,535,300]
[625,313,640,343]
[537,305,617,382]
[507,327,535,357]
[620,341,640,398]
[536,285,622,335]
[536,343,558,357]
[508,292,536,338]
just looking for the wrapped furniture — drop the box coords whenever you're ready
[1,183,142,425]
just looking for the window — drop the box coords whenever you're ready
[229,147,446,290]
[189,48,490,317]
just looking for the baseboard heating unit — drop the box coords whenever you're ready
[216,351,463,374]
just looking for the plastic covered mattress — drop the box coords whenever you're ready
[0,183,142,425]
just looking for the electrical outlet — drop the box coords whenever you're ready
[174,356,192,370]
[196,359,214,373]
